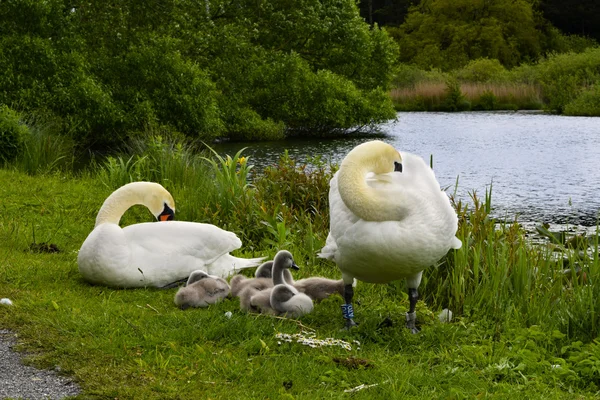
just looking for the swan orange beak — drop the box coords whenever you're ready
[157,203,175,221]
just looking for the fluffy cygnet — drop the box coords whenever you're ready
[255,259,344,302]
[249,250,313,318]
[293,277,345,302]
[174,270,230,310]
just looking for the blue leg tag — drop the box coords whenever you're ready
[341,303,354,319]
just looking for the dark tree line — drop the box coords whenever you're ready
[359,0,600,42]
[540,0,600,41]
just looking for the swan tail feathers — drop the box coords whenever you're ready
[451,237,462,250]
[317,234,337,260]
[231,256,267,271]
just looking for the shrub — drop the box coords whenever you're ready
[0,105,28,162]
[474,90,498,110]
[533,47,600,113]
[563,82,600,116]
[441,79,470,111]
[455,58,508,83]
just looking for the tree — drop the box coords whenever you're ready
[394,0,549,70]
[0,0,398,148]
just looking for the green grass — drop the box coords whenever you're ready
[1,147,600,398]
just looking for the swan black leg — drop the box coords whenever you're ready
[406,288,420,334]
[342,284,358,329]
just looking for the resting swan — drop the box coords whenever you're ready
[77,182,264,288]
[318,140,462,332]
[174,270,230,309]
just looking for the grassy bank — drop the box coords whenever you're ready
[1,141,599,398]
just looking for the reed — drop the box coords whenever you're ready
[391,81,543,111]
[10,117,76,175]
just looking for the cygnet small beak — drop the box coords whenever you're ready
[291,262,300,271]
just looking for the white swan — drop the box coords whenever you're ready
[174,270,230,309]
[77,181,264,288]
[318,140,462,332]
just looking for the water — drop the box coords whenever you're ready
[214,112,600,226]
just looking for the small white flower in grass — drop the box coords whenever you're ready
[275,332,355,351]
[0,298,13,306]
[344,383,380,393]
[224,311,232,319]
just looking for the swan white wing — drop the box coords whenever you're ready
[78,223,131,286]
[123,221,242,264]
[119,221,244,286]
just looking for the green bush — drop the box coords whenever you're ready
[563,82,600,116]
[251,53,396,136]
[455,58,508,83]
[441,79,471,111]
[473,90,499,111]
[0,105,28,162]
[534,47,600,113]
[391,63,448,88]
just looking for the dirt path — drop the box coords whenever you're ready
[0,330,80,400]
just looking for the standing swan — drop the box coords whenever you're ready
[77,182,264,288]
[318,141,462,332]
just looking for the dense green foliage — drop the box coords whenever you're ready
[526,47,600,114]
[388,0,595,71]
[360,0,600,44]
[0,105,28,162]
[1,138,599,397]
[0,0,397,149]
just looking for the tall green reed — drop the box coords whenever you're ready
[423,188,600,341]
[11,117,76,175]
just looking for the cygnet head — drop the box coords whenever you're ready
[186,270,210,285]
[274,250,299,273]
[255,261,274,278]
[342,140,403,175]
[255,260,294,284]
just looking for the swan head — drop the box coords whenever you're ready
[95,181,176,226]
[337,141,404,222]
[144,183,176,221]
[341,140,402,175]
[274,250,299,271]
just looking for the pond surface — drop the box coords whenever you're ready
[215,112,600,226]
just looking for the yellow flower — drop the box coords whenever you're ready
[238,156,247,165]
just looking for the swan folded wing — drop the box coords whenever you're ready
[123,221,242,264]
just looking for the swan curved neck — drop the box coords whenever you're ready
[95,183,148,227]
[337,163,403,222]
